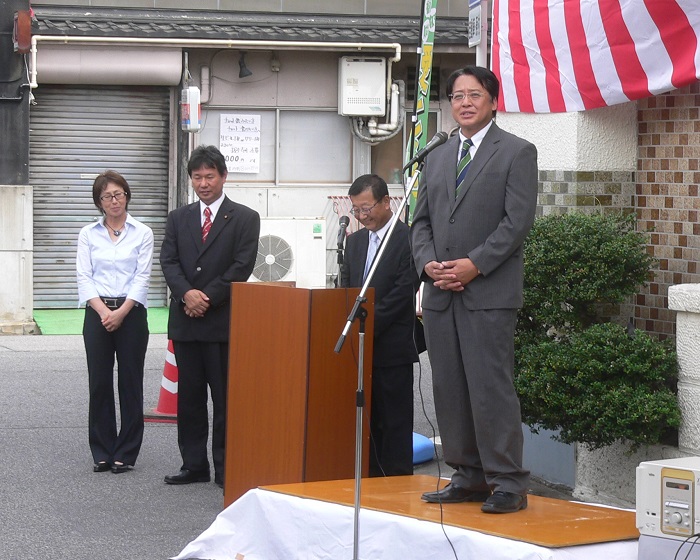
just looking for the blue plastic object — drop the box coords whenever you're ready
[413,432,435,465]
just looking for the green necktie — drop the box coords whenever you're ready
[456,138,473,197]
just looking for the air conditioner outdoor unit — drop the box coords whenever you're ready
[248,217,327,288]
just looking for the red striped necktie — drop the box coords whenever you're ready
[202,206,212,243]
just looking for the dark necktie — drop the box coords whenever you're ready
[456,138,473,197]
[202,207,212,243]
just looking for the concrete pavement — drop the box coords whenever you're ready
[0,334,444,560]
[0,332,570,560]
[0,333,221,560]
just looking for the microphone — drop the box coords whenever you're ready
[402,131,449,171]
[337,215,350,247]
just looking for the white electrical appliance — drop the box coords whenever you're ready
[637,457,700,539]
[248,217,327,288]
[337,56,386,117]
[180,86,201,132]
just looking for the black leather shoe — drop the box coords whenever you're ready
[111,462,132,474]
[164,469,211,485]
[421,483,491,504]
[481,491,528,513]
[93,461,111,473]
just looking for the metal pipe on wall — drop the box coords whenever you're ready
[30,35,402,89]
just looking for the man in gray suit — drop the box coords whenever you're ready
[411,66,537,513]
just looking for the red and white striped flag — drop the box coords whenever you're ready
[491,0,700,113]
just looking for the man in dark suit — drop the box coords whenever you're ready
[411,66,538,513]
[160,145,260,488]
[341,174,420,476]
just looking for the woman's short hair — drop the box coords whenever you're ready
[92,170,131,212]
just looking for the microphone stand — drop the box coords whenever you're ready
[334,161,424,560]
[335,234,346,288]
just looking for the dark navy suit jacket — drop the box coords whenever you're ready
[341,219,421,367]
[160,195,260,342]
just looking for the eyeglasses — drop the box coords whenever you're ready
[100,192,127,202]
[349,201,381,217]
[448,91,487,104]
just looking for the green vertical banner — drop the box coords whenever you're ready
[406,0,438,226]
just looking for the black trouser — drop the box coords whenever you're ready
[369,363,414,477]
[83,304,148,466]
[171,340,228,479]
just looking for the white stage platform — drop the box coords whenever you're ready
[172,487,638,560]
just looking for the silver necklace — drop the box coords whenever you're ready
[107,223,125,236]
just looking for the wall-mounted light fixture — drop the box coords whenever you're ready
[238,51,253,78]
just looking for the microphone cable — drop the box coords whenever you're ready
[414,314,460,560]
[674,532,700,560]
[340,251,461,558]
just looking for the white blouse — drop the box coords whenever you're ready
[76,213,154,307]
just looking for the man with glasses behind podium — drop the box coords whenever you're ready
[341,174,421,477]
[77,170,154,476]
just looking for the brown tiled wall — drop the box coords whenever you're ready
[537,81,700,340]
[636,81,700,339]
[537,170,635,217]
[536,169,637,329]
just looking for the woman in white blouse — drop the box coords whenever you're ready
[76,171,154,474]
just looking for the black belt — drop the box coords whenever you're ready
[100,297,127,309]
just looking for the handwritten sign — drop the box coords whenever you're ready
[468,0,481,48]
[220,114,261,174]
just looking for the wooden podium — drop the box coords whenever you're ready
[224,283,374,506]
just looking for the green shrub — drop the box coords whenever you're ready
[519,212,654,334]
[515,211,679,450]
[516,323,680,450]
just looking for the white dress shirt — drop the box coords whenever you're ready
[457,119,493,165]
[76,213,154,307]
[371,213,393,247]
[200,193,225,225]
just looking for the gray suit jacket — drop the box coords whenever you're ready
[411,122,538,311]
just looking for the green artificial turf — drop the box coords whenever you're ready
[33,307,169,335]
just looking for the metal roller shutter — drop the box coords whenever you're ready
[30,85,170,308]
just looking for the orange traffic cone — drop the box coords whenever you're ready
[144,340,178,424]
